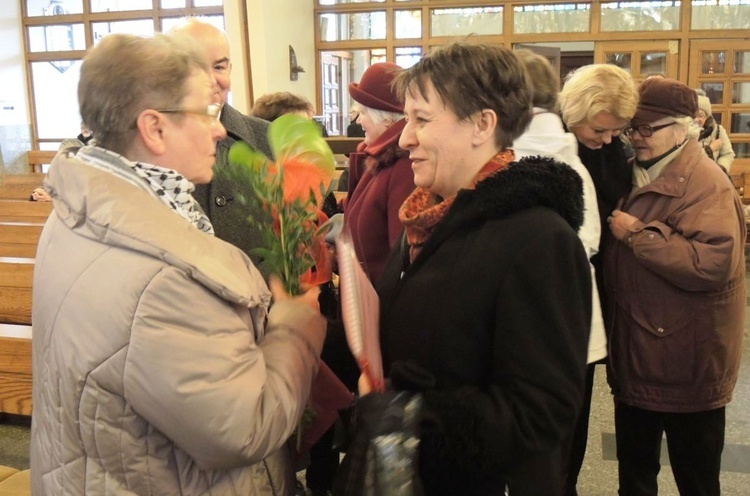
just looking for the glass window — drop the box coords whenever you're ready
[701,51,726,74]
[601,1,681,32]
[38,142,63,152]
[319,12,386,41]
[730,112,750,134]
[431,7,503,37]
[701,82,724,104]
[161,15,224,32]
[732,82,750,104]
[732,143,750,159]
[692,0,750,30]
[606,53,633,73]
[396,47,422,68]
[641,52,667,75]
[735,51,750,73]
[90,0,153,13]
[193,0,223,6]
[26,0,83,16]
[318,0,383,4]
[160,0,185,7]
[514,4,591,34]
[92,19,155,44]
[395,10,421,39]
[28,24,86,53]
[31,60,83,140]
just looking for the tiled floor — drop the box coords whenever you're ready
[574,275,750,495]
[3,280,750,495]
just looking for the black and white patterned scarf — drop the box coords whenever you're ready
[77,146,214,235]
[131,162,214,235]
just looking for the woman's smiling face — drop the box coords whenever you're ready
[399,80,482,199]
[571,111,627,150]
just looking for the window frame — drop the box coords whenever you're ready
[20,0,225,149]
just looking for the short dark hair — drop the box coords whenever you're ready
[250,92,314,122]
[393,42,532,149]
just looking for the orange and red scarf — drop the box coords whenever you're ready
[399,150,515,262]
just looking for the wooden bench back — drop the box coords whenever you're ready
[324,137,362,156]
[27,150,56,174]
[0,174,45,200]
[0,323,33,416]
[0,258,34,326]
[0,200,51,223]
[0,223,44,246]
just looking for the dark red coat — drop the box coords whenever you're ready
[344,119,414,285]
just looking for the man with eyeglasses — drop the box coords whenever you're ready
[30,33,327,495]
[170,18,274,273]
[604,77,745,496]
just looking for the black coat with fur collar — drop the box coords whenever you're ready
[377,157,591,495]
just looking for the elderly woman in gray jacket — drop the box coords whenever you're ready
[30,33,326,495]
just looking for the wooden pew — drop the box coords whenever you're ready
[324,137,362,156]
[0,223,43,247]
[0,200,51,223]
[741,173,750,206]
[27,150,56,174]
[0,244,37,259]
[0,323,33,416]
[0,174,45,201]
[0,258,33,414]
[0,258,34,326]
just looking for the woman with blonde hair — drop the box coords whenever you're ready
[558,63,638,496]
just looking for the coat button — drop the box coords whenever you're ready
[657,327,664,333]
[215,195,228,207]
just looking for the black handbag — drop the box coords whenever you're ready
[333,391,424,496]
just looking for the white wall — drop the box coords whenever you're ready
[243,0,317,111]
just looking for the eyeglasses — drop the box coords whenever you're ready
[155,103,222,123]
[624,121,676,138]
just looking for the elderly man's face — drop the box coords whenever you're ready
[204,34,232,106]
[185,27,232,106]
[160,69,227,184]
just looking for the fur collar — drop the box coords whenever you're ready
[472,156,584,232]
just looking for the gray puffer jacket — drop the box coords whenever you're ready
[30,147,324,495]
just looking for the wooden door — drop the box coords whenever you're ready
[595,40,679,84]
[320,52,345,136]
[688,40,750,173]
[515,44,561,80]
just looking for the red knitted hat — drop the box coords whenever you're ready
[633,77,698,125]
[349,62,404,114]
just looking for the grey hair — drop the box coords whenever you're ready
[359,105,402,128]
[677,115,701,140]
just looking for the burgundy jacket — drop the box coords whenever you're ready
[603,139,745,413]
[344,119,414,285]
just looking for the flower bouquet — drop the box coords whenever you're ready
[223,113,353,457]
[225,113,335,295]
